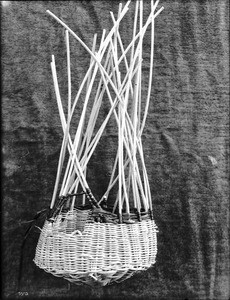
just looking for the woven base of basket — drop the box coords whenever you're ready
[34,209,158,286]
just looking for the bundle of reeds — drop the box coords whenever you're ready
[34,0,164,286]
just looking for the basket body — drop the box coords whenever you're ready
[34,209,158,286]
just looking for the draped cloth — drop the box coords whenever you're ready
[2,1,229,299]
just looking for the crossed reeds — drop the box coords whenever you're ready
[47,0,164,223]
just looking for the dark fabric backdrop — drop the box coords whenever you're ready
[1,1,229,299]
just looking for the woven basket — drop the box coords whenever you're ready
[34,1,163,287]
[34,209,158,286]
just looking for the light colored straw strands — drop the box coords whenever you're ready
[47,0,164,220]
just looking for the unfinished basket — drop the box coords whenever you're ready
[34,0,163,287]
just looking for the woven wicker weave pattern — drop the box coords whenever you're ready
[34,210,158,286]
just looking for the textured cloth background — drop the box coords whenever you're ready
[2,1,229,299]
